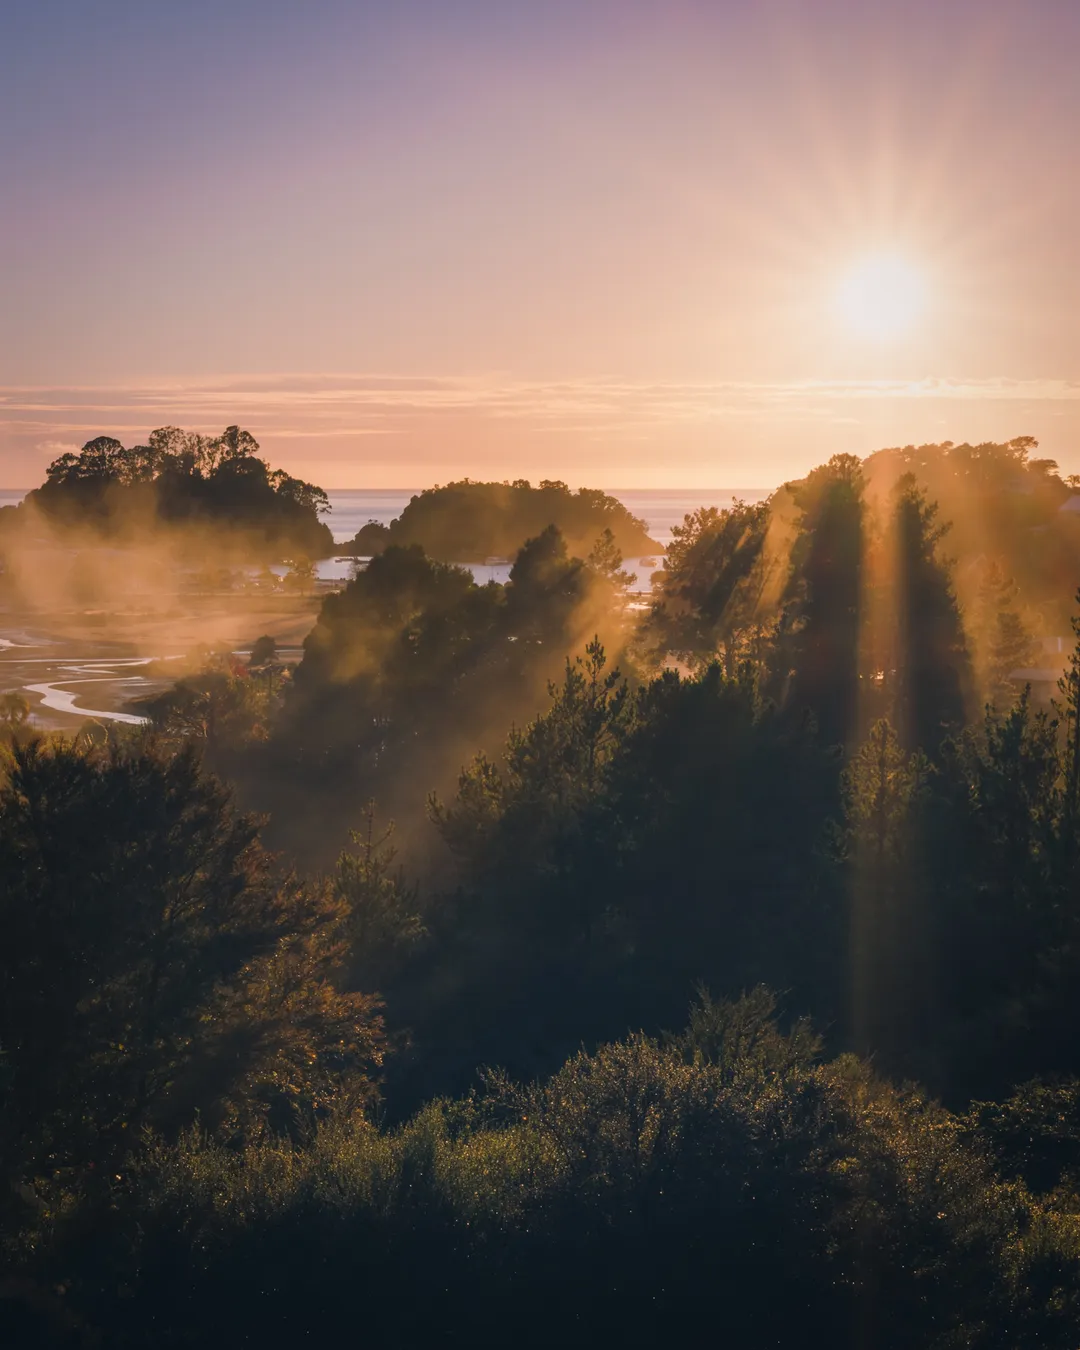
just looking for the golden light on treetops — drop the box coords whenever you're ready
[834,254,928,341]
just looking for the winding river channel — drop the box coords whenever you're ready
[0,640,167,727]
[22,660,154,724]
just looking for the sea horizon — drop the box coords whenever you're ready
[1,484,774,548]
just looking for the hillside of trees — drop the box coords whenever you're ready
[5,425,334,559]
[344,478,658,560]
[5,438,1080,1346]
[777,435,1080,633]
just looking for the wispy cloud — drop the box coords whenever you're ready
[3,373,1080,444]
[3,373,1078,488]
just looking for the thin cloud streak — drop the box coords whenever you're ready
[2,373,1079,427]
[3,374,1079,488]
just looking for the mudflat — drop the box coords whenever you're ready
[0,591,324,730]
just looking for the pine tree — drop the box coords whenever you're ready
[782,454,866,748]
[989,610,1039,704]
[336,801,425,988]
[1057,587,1080,819]
[890,474,972,753]
[433,638,631,944]
[975,560,1038,705]
[587,526,634,594]
[842,717,931,1061]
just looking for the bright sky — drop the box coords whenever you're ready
[2,0,1079,488]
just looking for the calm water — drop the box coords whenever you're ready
[316,487,773,587]
[0,487,773,561]
[325,489,422,542]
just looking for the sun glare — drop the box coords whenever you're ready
[835,254,926,341]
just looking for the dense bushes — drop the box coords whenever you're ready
[0,737,386,1268]
[21,992,1080,1348]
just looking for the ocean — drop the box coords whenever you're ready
[1,486,772,581]
[2,486,771,547]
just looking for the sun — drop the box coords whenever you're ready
[835,254,927,340]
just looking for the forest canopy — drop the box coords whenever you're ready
[345,478,659,560]
[13,425,334,559]
[7,435,1080,1346]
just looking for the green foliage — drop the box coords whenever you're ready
[975,561,1040,705]
[890,473,972,752]
[586,524,634,592]
[347,477,657,561]
[144,663,277,751]
[23,997,1080,1348]
[968,1077,1080,1197]
[258,529,633,867]
[336,802,426,988]
[280,544,504,808]
[421,651,843,1096]
[840,718,933,1061]
[0,736,386,1201]
[644,499,773,670]
[667,985,822,1077]
[28,426,334,558]
[826,660,1080,1097]
[0,689,30,731]
[11,447,1080,1344]
[1057,587,1080,817]
[863,437,1080,629]
[248,634,278,668]
[991,609,1039,691]
[439,638,629,839]
[433,638,631,945]
[841,717,930,866]
[779,453,866,747]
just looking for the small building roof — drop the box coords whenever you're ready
[1059,495,1080,514]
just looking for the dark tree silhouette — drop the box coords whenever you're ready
[780,454,866,747]
[890,474,972,753]
[28,427,333,557]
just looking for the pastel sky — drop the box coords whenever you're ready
[2,0,1079,487]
